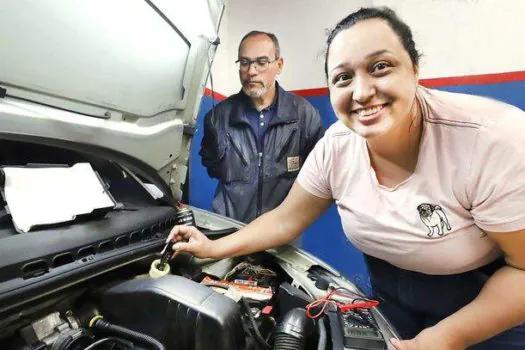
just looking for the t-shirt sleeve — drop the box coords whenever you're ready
[297,134,333,199]
[468,107,525,232]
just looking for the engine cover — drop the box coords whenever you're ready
[98,275,245,350]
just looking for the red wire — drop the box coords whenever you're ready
[339,300,379,312]
[306,298,337,319]
[305,288,379,319]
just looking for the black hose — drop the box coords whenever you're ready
[317,317,327,350]
[273,333,303,350]
[84,337,134,350]
[274,308,314,350]
[92,318,165,350]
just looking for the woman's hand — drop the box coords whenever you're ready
[389,327,465,350]
[166,225,215,259]
[164,183,331,260]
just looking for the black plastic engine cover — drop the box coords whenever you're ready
[98,275,245,350]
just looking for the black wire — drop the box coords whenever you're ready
[84,337,134,350]
[92,319,164,350]
[331,286,381,330]
[332,286,378,308]
[207,46,217,123]
[355,308,380,329]
[144,0,190,47]
[202,283,229,290]
[241,298,271,350]
[343,310,373,327]
[332,286,366,299]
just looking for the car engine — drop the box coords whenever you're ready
[0,139,394,350]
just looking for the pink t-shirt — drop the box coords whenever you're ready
[297,87,525,275]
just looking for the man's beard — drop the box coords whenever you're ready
[242,83,267,99]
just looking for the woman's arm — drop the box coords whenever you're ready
[167,182,333,259]
[392,229,525,349]
[437,229,525,346]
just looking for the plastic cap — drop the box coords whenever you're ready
[149,259,170,279]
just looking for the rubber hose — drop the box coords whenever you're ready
[317,317,327,350]
[92,318,165,350]
[273,333,303,350]
[274,308,314,350]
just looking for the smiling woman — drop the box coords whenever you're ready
[167,6,525,350]
[327,21,419,157]
[312,7,525,349]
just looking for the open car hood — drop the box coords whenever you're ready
[0,0,223,200]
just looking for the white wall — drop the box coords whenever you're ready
[209,0,372,95]
[210,0,525,96]
[225,0,372,93]
[376,0,525,78]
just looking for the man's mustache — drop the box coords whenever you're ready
[243,80,263,86]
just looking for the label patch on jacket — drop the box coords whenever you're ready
[287,156,300,172]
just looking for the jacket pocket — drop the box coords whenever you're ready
[221,133,249,183]
[275,128,298,162]
[227,133,248,166]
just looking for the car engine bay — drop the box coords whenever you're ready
[0,139,395,349]
[1,251,391,350]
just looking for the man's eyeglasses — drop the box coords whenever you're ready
[235,57,278,72]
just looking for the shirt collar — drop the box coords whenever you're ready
[230,82,298,126]
[241,85,279,113]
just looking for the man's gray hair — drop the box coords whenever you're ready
[238,30,280,59]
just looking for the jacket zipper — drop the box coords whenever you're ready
[256,111,264,217]
[257,152,263,216]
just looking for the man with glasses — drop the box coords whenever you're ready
[200,30,324,225]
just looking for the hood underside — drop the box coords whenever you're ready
[0,0,223,200]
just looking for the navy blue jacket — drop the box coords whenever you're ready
[199,84,324,223]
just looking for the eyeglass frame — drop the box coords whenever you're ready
[235,56,280,72]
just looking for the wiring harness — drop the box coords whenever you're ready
[305,287,379,320]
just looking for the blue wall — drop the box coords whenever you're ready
[189,81,525,291]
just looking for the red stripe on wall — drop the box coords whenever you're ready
[204,71,525,99]
[293,71,525,96]
[204,88,226,101]
[292,87,329,97]
[419,71,525,88]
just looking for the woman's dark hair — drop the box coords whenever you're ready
[324,7,421,77]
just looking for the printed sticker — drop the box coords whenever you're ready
[287,156,300,172]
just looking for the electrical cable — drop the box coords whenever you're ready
[305,287,379,320]
[241,298,271,350]
[202,283,229,290]
[207,44,216,117]
[90,317,165,350]
[84,336,134,350]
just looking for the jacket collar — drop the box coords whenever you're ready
[229,82,298,126]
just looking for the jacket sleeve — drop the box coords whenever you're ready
[301,105,325,159]
[199,109,224,179]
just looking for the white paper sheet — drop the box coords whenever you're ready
[2,163,116,232]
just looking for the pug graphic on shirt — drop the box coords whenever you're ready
[417,203,451,238]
